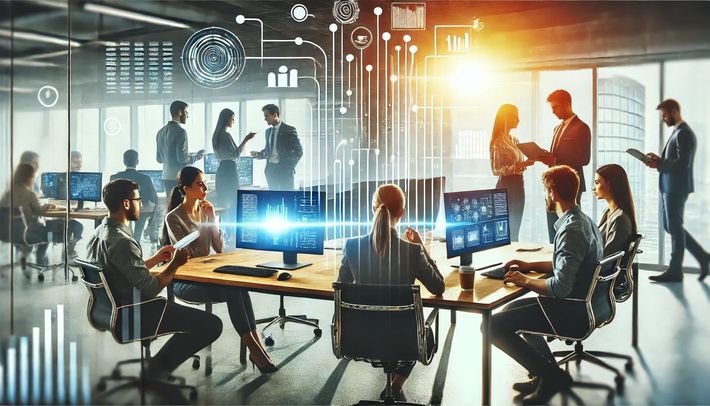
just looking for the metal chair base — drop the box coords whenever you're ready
[256,295,321,345]
[554,342,626,394]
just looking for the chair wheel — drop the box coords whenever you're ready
[72,275,78,282]
[314,328,322,337]
[111,368,121,378]
[205,366,212,376]
[625,361,633,371]
[97,381,107,391]
[192,358,200,370]
[38,274,44,282]
[615,375,625,391]
[189,389,198,401]
[265,336,274,346]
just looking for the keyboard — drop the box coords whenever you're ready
[480,265,508,280]
[213,265,277,278]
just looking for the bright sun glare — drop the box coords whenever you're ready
[449,57,492,95]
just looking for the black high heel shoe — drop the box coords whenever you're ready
[249,354,278,373]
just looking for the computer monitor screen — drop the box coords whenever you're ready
[68,172,103,202]
[41,172,62,198]
[444,188,510,261]
[235,157,253,187]
[138,170,165,193]
[204,153,219,175]
[236,189,326,269]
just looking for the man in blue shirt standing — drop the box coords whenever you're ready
[490,165,603,404]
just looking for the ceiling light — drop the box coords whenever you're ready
[84,3,191,29]
[0,28,80,47]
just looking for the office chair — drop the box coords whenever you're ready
[256,294,322,346]
[332,282,439,405]
[560,234,644,373]
[75,259,198,401]
[521,251,625,402]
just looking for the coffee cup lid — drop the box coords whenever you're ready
[458,265,476,273]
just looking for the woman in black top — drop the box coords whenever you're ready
[211,108,255,209]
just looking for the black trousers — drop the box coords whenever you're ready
[662,192,709,272]
[489,297,559,378]
[497,175,524,242]
[28,219,83,264]
[149,302,223,374]
[173,281,257,335]
[265,162,295,191]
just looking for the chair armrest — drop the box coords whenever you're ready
[598,267,621,283]
[80,278,103,289]
[425,308,439,330]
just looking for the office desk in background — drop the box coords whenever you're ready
[43,205,227,228]
[157,241,553,405]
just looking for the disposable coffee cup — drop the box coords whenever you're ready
[459,266,476,291]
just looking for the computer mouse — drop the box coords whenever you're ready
[277,272,292,281]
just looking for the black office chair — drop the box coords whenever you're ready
[563,234,644,373]
[521,251,625,402]
[256,294,322,346]
[332,282,439,405]
[75,259,198,401]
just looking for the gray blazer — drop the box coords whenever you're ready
[337,230,445,296]
[658,122,696,195]
[156,121,197,180]
[598,208,634,258]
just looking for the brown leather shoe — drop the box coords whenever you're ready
[513,376,540,395]
[649,269,683,283]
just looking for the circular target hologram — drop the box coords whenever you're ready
[103,117,122,136]
[37,85,59,108]
[291,4,309,22]
[181,27,246,89]
[333,0,360,24]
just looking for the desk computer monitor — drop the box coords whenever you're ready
[236,189,326,270]
[41,172,63,198]
[138,170,165,193]
[235,157,254,187]
[68,172,103,202]
[204,153,219,175]
[444,188,511,266]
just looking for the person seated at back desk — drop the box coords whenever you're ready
[492,165,603,404]
[0,163,83,263]
[85,179,222,378]
[592,164,637,296]
[162,166,277,373]
[110,149,158,243]
[338,183,445,402]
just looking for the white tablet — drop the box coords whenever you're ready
[174,230,200,250]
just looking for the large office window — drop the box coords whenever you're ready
[104,106,131,177]
[597,65,660,264]
[284,98,312,188]
[246,99,278,187]
[663,59,710,268]
[184,102,206,154]
[137,104,165,170]
[75,108,100,172]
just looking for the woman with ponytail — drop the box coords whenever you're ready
[163,166,277,373]
[337,183,445,401]
[212,108,255,208]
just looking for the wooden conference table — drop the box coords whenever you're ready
[158,240,553,405]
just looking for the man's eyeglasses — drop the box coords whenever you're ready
[127,197,143,204]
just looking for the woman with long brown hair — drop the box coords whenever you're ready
[163,166,276,373]
[338,183,444,401]
[489,104,533,241]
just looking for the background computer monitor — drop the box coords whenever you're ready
[235,157,254,187]
[444,188,511,266]
[235,189,326,270]
[138,170,165,193]
[68,172,103,202]
[41,172,62,198]
[204,153,219,175]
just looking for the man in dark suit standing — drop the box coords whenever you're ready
[540,89,591,243]
[646,99,709,282]
[156,100,204,193]
[110,149,158,242]
[250,104,303,191]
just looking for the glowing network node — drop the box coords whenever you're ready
[411,104,419,112]
[181,27,246,89]
[333,0,360,24]
[348,159,355,166]
[390,74,398,82]
[346,89,353,96]
[329,23,338,33]
[382,32,391,41]
[290,4,309,22]
[294,37,304,46]
[345,53,355,62]
[409,45,418,53]
[403,34,411,43]
[374,148,380,155]
[373,6,383,16]
[366,64,373,72]
[339,106,347,114]
[394,45,401,51]
[235,15,245,24]
[103,117,122,136]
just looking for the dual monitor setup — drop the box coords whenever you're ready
[230,186,511,273]
[41,172,103,202]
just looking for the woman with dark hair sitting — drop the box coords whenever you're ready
[592,163,638,292]
[163,166,276,373]
[338,183,445,401]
